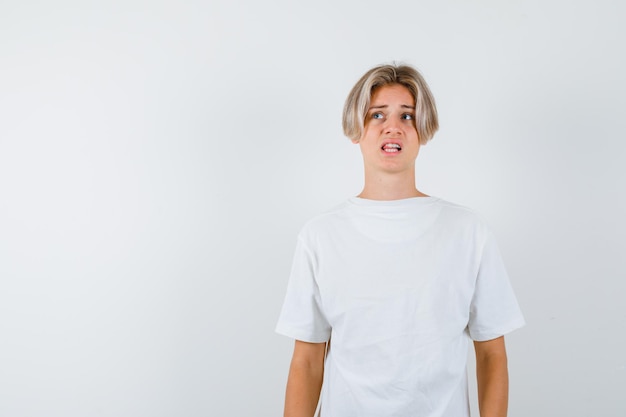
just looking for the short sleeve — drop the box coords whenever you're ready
[468,230,525,341]
[275,235,331,343]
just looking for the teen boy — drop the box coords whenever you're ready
[276,64,525,417]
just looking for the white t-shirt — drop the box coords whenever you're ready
[276,196,525,417]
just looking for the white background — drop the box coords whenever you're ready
[1,1,624,416]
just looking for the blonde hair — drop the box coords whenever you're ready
[342,63,439,144]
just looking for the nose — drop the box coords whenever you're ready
[384,117,402,135]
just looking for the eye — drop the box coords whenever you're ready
[401,113,414,120]
[371,112,384,120]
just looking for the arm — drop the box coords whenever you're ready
[473,336,509,417]
[284,340,327,417]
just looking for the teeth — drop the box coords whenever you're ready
[382,143,401,152]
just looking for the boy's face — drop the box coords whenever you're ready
[353,84,420,176]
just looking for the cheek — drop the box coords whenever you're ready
[358,127,375,144]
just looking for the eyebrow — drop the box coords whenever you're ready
[368,104,415,110]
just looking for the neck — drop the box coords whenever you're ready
[357,169,428,201]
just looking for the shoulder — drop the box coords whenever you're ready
[296,200,352,240]
[435,198,487,224]
[433,198,493,241]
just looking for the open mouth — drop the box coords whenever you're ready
[382,143,402,153]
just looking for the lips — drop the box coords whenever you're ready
[382,142,402,153]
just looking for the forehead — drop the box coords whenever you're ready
[370,84,414,105]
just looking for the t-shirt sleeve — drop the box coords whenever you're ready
[275,235,331,343]
[468,230,525,341]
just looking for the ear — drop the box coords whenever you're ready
[351,138,360,144]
